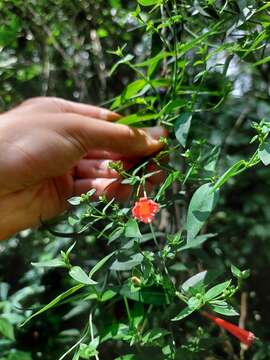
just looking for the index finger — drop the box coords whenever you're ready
[56,113,166,158]
[56,98,121,122]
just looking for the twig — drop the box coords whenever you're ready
[239,292,248,360]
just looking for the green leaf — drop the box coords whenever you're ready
[78,342,99,359]
[122,79,147,100]
[0,317,15,340]
[171,306,196,321]
[210,301,239,316]
[205,280,231,301]
[231,264,242,278]
[117,285,169,305]
[169,263,187,272]
[178,233,216,251]
[21,284,84,326]
[108,226,125,244]
[109,0,121,8]
[115,355,136,360]
[31,258,66,268]
[182,269,220,293]
[161,99,185,115]
[67,196,81,205]
[125,219,142,238]
[69,266,98,285]
[259,142,270,165]
[254,56,270,66]
[100,322,129,343]
[231,264,250,279]
[117,113,158,126]
[174,112,192,148]
[138,0,159,6]
[100,289,117,302]
[89,251,116,278]
[68,216,80,226]
[186,183,219,242]
[110,54,134,76]
[213,160,246,190]
[7,351,32,360]
[155,171,181,201]
[142,328,170,345]
[130,302,145,328]
[110,253,144,271]
[188,296,202,309]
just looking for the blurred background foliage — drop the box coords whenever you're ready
[1,0,270,359]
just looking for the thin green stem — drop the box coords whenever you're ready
[149,222,160,251]
[124,297,132,326]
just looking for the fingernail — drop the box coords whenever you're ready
[100,108,121,121]
[146,126,167,140]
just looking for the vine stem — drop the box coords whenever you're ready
[89,312,100,360]
[124,297,132,325]
[149,222,160,251]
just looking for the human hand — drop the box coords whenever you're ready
[0,97,166,240]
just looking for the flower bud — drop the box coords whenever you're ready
[131,276,141,286]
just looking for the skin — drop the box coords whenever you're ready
[0,97,166,240]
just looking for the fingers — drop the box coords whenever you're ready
[75,159,120,179]
[17,97,121,121]
[54,98,121,121]
[73,178,154,202]
[85,150,128,160]
[145,126,169,140]
[59,113,166,158]
[74,178,116,197]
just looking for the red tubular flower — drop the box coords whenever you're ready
[132,197,160,224]
[203,312,255,348]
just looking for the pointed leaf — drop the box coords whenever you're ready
[89,251,116,278]
[171,306,196,321]
[138,0,159,6]
[174,112,192,148]
[110,253,144,271]
[69,266,98,285]
[187,183,219,242]
[259,142,270,166]
[21,284,84,326]
[0,317,15,340]
[125,219,141,238]
[205,280,231,301]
